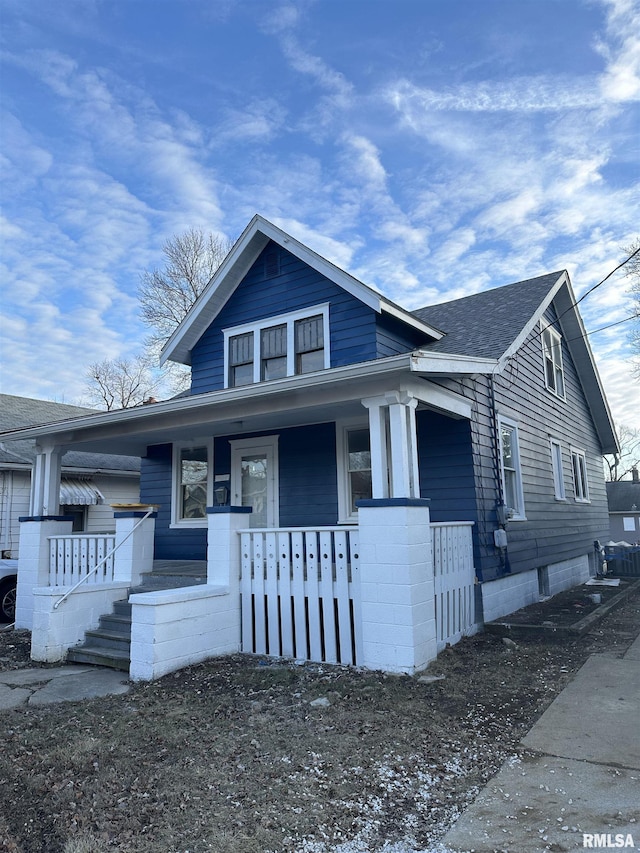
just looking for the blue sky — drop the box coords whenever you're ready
[1,0,638,427]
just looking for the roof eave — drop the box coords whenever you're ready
[160,215,442,367]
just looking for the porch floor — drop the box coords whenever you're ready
[151,560,207,578]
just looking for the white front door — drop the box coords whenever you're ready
[230,436,279,528]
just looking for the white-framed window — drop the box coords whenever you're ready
[224,304,330,388]
[549,439,566,500]
[336,420,373,523]
[570,447,590,502]
[498,416,526,520]
[623,517,636,532]
[171,441,213,527]
[541,324,565,398]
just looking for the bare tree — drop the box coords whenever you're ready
[84,229,232,407]
[604,424,640,481]
[139,229,233,349]
[85,356,161,411]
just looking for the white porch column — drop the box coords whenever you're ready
[15,515,73,629]
[30,444,62,516]
[112,508,157,586]
[363,401,389,498]
[362,391,420,500]
[356,498,436,674]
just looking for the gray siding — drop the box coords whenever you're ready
[438,305,611,583]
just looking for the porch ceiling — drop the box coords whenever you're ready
[0,354,476,457]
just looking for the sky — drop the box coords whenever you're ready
[0,0,639,430]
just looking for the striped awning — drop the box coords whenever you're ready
[59,479,105,506]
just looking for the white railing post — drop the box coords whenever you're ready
[15,515,73,629]
[356,498,436,674]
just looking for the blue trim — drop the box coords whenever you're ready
[19,515,74,522]
[356,498,431,508]
[207,505,253,514]
[113,511,158,519]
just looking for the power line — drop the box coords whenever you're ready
[574,246,640,308]
[566,312,639,343]
[553,245,640,327]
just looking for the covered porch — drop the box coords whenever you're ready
[13,354,484,679]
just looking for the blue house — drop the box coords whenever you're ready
[3,216,618,679]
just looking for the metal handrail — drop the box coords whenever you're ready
[53,507,154,609]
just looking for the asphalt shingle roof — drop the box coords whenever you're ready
[606,480,640,513]
[0,395,140,472]
[412,272,563,359]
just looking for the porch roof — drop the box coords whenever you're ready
[0,352,494,457]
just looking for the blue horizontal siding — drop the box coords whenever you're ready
[190,244,378,394]
[140,444,207,560]
[140,424,340,559]
[214,423,338,527]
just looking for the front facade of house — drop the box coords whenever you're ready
[1,216,618,678]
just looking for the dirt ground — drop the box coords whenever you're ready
[1,588,639,853]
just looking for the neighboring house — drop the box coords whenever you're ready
[606,470,640,543]
[0,395,140,620]
[0,216,618,678]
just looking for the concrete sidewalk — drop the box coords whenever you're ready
[442,636,640,853]
[0,665,130,710]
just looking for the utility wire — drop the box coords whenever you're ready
[566,312,639,343]
[553,246,640,327]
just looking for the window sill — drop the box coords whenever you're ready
[508,515,527,522]
[544,387,566,402]
[574,498,591,505]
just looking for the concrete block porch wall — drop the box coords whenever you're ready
[356,498,437,675]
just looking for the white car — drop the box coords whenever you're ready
[0,559,17,623]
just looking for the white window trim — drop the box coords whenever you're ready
[170,439,214,528]
[549,439,566,501]
[570,446,590,503]
[336,418,371,524]
[541,321,566,400]
[497,415,526,521]
[229,435,280,527]
[223,303,330,388]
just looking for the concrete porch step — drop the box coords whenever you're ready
[67,561,207,672]
[66,645,130,672]
[83,627,131,652]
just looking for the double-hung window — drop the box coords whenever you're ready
[571,448,590,502]
[229,332,254,387]
[172,442,211,526]
[542,325,565,398]
[498,416,525,520]
[550,439,566,500]
[224,304,330,388]
[336,421,373,522]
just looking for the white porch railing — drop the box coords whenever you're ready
[48,533,116,587]
[432,522,476,650]
[239,527,361,666]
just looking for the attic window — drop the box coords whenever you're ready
[542,325,565,398]
[264,247,280,279]
[223,304,330,388]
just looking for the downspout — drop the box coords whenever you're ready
[489,374,511,575]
